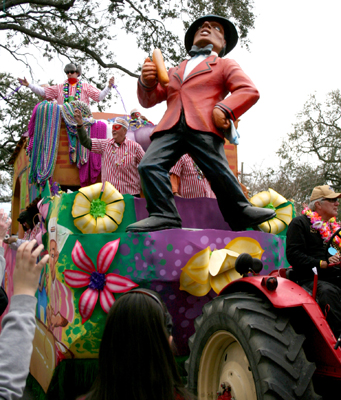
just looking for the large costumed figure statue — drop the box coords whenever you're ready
[18,63,114,106]
[126,15,275,233]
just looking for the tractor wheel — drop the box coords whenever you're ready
[186,292,322,400]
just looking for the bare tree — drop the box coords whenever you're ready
[278,90,341,191]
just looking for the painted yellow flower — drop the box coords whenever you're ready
[72,182,125,234]
[250,188,293,234]
[179,237,264,296]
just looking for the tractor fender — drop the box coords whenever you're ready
[220,276,317,308]
[219,276,341,367]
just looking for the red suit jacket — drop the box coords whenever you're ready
[137,55,260,140]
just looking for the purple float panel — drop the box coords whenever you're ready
[134,196,231,230]
[134,125,153,151]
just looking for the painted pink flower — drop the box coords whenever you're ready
[64,239,138,323]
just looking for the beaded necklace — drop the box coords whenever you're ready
[28,101,60,185]
[193,161,204,180]
[112,142,128,166]
[303,207,341,249]
[63,81,82,103]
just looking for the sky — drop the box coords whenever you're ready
[2,0,341,178]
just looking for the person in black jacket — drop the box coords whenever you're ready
[286,185,341,337]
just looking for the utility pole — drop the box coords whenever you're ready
[240,162,251,184]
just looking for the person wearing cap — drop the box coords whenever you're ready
[74,109,145,195]
[18,63,115,106]
[286,185,341,337]
[128,108,154,130]
[125,14,275,232]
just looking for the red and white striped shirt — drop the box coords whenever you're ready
[91,137,145,195]
[170,154,216,199]
[44,81,102,105]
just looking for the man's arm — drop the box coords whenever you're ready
[77,126,92,150]
[74,109,92,150]
[169,158,183,197]
[286,217,322,275]
[218,59,260,122]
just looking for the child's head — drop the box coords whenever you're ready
[90,289,185,400]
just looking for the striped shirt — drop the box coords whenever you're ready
[44,81,102,105]
[170,154,216,199]
[91,137,145,195]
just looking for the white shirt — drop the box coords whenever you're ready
[183,51,218,80]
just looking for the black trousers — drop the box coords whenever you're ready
[138,114,250,229]
[303,278,341,337]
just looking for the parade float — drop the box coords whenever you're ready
[0,98,303,399]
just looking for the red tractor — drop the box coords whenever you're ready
[186,232,341,400]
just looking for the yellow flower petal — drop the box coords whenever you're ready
[270,218,286,234]
[276,204,293,225]
[74,215,97,234]
[250,191,271,208]
[72,193,91,218]
[101,182,123,204]
[96,216,119,233]
[258,220,271,233]
[105,201,125,224]
[209,249,239,276]
[269,188,287,208]
[79,183,103,202]
[259,218,286,234]
[210,269,241,294]
[182,247,210,285]
[179,271,211,297]
[225,237,264,260]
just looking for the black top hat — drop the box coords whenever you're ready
[185,14,238,57]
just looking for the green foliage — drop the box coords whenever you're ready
[1,0,255,87]
[0,0,256,193]
[0,73,42,200]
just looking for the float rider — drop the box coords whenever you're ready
[74,109,145,196]
[125,14,275,232]
[286,185,341,338]
[18,64,114,106]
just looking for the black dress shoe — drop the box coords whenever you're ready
[126,216,182,232]
[230,206,276,231]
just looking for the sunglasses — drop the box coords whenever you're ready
[66,71,76,75]
[323,198,339,203]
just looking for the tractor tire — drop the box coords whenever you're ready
[186,292,322,400]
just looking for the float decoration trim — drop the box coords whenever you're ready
[72,182,125,234]
[180,237,264,296]
[250,188,293,234]
[64,239,138,323]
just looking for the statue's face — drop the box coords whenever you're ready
[193,20,226,54]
